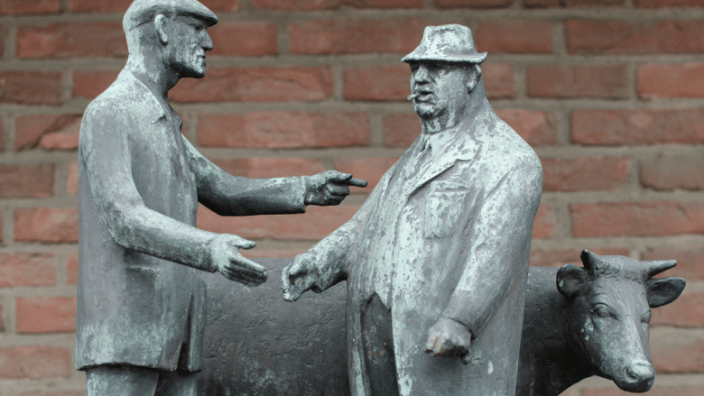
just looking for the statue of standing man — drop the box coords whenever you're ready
[76,1,365,395]
[283,25,543,396]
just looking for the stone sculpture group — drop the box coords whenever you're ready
[76,0,686,395]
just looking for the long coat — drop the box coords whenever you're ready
[305,106,543,396]
[76,70,308,372]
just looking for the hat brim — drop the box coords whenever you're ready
[401,52,488,64]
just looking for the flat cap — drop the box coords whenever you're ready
[123,0,218,31]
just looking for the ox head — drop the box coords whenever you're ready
[556,250,686,393]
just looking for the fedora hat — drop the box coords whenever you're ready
[123,0,218,31]
[402,24,487,64]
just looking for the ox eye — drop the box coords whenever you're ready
[592,304,611,318]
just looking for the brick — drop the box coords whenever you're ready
[200,0,240,11]
[530,248,630,267]
[533,203,555,239]
[496,109,557,146]
[19,392,85,396]
[0,165,54,198]
[651,292,704,327]
[638,63,704,98]
[344,65,410,101]
[252,0,422,9]
[198,112,370,148]
[290,19,429,55]
[527,65,628,98]
[644,247,704,281]
[385,113,421,147]
[483,64,516,99]
[72,71,120,99]
[335,157,399,189]
[0,253,55,287]
[212,158,326,178]
[0,71,62,105]
[197,205,359,240]
[0,346,70,378]
[572,202,704,238]
[17,23,127,59]
[651,339,704,372]
[583,386,704,396]
[641,154,704,190]
[209,22,277,56]
[525,0,625,6]
[0,0,59,15]
[637,0,704,6]
[572,109,704,145]
[15,114,82,151]
[67,0,132,12]
[437,0,512,8]
[566,20,704,55]
[14,208,79,243]
[67,253,79,284]
[475,21,553,54]
[172,67,333,103]
[541,156,629,192]
[16,297,76,333]
[67,161,79,195]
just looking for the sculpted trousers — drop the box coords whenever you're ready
[361,294,399,396]
[85,365,197,396]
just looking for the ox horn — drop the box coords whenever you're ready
[580,249,599,270]
[642,259,677,278]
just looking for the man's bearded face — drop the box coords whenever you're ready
[167,15,212,79]
[409,62,471,120]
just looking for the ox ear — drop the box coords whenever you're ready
[646,277,686,308]
[557,264,587,298]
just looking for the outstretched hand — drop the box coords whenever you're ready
[305,170,367,206]
[282,252,320,302]
[209,234,267,286]
[425,317,473,365]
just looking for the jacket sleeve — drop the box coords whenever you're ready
[181,136,308,216]
[440,159,543,337]
[303,163,397,291]
[81,102,219,273]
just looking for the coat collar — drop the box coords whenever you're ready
[116,69,168,124]
[408,116,478,194]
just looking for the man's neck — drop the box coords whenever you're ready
[126,54,179,106]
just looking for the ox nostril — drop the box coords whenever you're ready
[626,362,655,381]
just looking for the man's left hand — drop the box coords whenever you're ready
[425,317,473,365]
[305,170,367,206]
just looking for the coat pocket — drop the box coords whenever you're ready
[424,181,468,239]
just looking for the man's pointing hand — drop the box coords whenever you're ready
[305,170,367,206]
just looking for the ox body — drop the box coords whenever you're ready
[197,253,685,396]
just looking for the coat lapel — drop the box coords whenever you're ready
[408,127,478,196]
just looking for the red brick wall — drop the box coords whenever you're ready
[1,0,703,394]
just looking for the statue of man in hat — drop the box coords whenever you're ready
[76,0,365,395]
[283,24,543,396]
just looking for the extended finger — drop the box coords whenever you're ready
[346,178,368,188]
[229,272,267,286]
[324,171,353,184]
[230,256,266,275]
[231,235,256,250]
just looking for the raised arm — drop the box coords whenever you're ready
[81,103,265,285]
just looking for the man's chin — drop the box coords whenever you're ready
[414,104,438,119]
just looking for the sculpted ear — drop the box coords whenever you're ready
[556,264,587,298]
[465,64,481,93]
[646,277,686,308]
[154,14,168,45]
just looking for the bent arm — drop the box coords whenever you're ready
[81,104,218,272]
[441,163,543,337]
[182,136,307,216]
